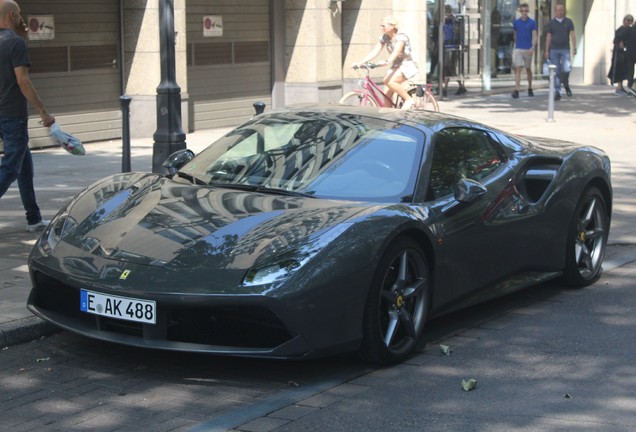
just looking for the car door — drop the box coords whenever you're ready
[420,126,532,310]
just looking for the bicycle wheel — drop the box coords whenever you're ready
[339,91,378,107]
[408,87,439,112]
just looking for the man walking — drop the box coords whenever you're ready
[0,0,55,232]
[544,4,576,100]
[512,3,537,98]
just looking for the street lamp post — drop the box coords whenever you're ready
[152,0,186,173]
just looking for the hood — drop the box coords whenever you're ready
[57,173,371,271]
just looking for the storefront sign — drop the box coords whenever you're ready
[203,15,223,37]
[28,15,55,40]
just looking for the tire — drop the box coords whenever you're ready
[561,186,609,287]
[339,91,378,107]
[407,87,440,112]
[358,237,430,365]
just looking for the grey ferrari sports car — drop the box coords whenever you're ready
[27,106,612,364]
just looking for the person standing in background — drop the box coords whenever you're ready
[0,0,55,232]
[511,3,538,98]
[625,15,636,95]
[607,14,635,96]
[442,5,466,96]
[544,4,576,100]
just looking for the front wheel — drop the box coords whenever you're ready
[561,186,609,287]
[408,87,440,112]
[359,237,430,365]
[339,90,378,107]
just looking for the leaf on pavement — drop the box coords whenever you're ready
[440,344,452,356]
[462,378,477,391]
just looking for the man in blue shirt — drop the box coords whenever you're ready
[511,3,537,98]
[544,4,577,99]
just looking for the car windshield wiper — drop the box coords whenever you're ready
[175,171,207,185]
[256,186,315,198]
[212,183,314,198]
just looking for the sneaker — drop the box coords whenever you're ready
[456,86,467,95]
[565,86,572,97]
[626,87,636,97]
[401,99,415,110]
[554,93,561,101]
[527,89,534,97]
[614,88,629,96]
[511,90,519,99]
[26,219,50,233]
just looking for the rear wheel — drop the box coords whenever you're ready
[359,237,430,365]
[408,87,440,112]
[562,186,608,287]
[339,91,378,107]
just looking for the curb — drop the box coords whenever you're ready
[0,316,60,348]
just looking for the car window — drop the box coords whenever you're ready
[180,113,425,203]
[428,128,504,199]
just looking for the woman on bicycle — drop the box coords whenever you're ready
[355,16,419,109]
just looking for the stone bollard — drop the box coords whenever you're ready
[547,64,557,122]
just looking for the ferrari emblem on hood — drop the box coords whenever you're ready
[119,270,131,280]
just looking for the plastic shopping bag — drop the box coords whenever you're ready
[49,123,85,156]
[542,59,551,79]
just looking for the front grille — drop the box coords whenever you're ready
[30,270,293,350]
[167,306,292,348]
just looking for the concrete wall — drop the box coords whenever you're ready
[123,0,188,139]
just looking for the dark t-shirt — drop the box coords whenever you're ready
[0,28,31,118]
[546,18,575,50]
[625,25,636,62]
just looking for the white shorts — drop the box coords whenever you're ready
[399,60,419,79]
[513,49,533,69]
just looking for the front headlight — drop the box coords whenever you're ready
[241,223,353,287]
[39,212,77,256]
[243,259,301,286]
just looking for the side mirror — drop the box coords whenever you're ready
[162,149,195,176]
[441,178,487,215]
[454,178,487,203]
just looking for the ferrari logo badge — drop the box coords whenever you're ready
[119,270,131,280]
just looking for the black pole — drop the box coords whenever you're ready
[152,0,186,173]
[120,95,132,173]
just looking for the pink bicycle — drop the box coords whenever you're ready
[339,63,439,112]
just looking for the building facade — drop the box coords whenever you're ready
[5,0,635,151]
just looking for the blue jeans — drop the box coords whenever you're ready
[549,49,571,94]
[0,117,42,224]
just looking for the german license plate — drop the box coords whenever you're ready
[80,289,156,324]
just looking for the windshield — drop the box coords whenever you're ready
[179,111,425,203]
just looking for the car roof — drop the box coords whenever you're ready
[277,103,492,133]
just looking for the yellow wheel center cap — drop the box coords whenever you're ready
[396,295,404,308]
[579,231,586,241]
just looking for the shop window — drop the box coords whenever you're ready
[28,47,68,73]
[192,42,232,65]
[234,41,269,63]
[70,45,117,71]
[29,45,117,73]
[189,41,269,66]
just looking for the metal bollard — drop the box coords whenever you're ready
[120,95,132,172]
[547,64,557,122]
[253,102,266,116]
